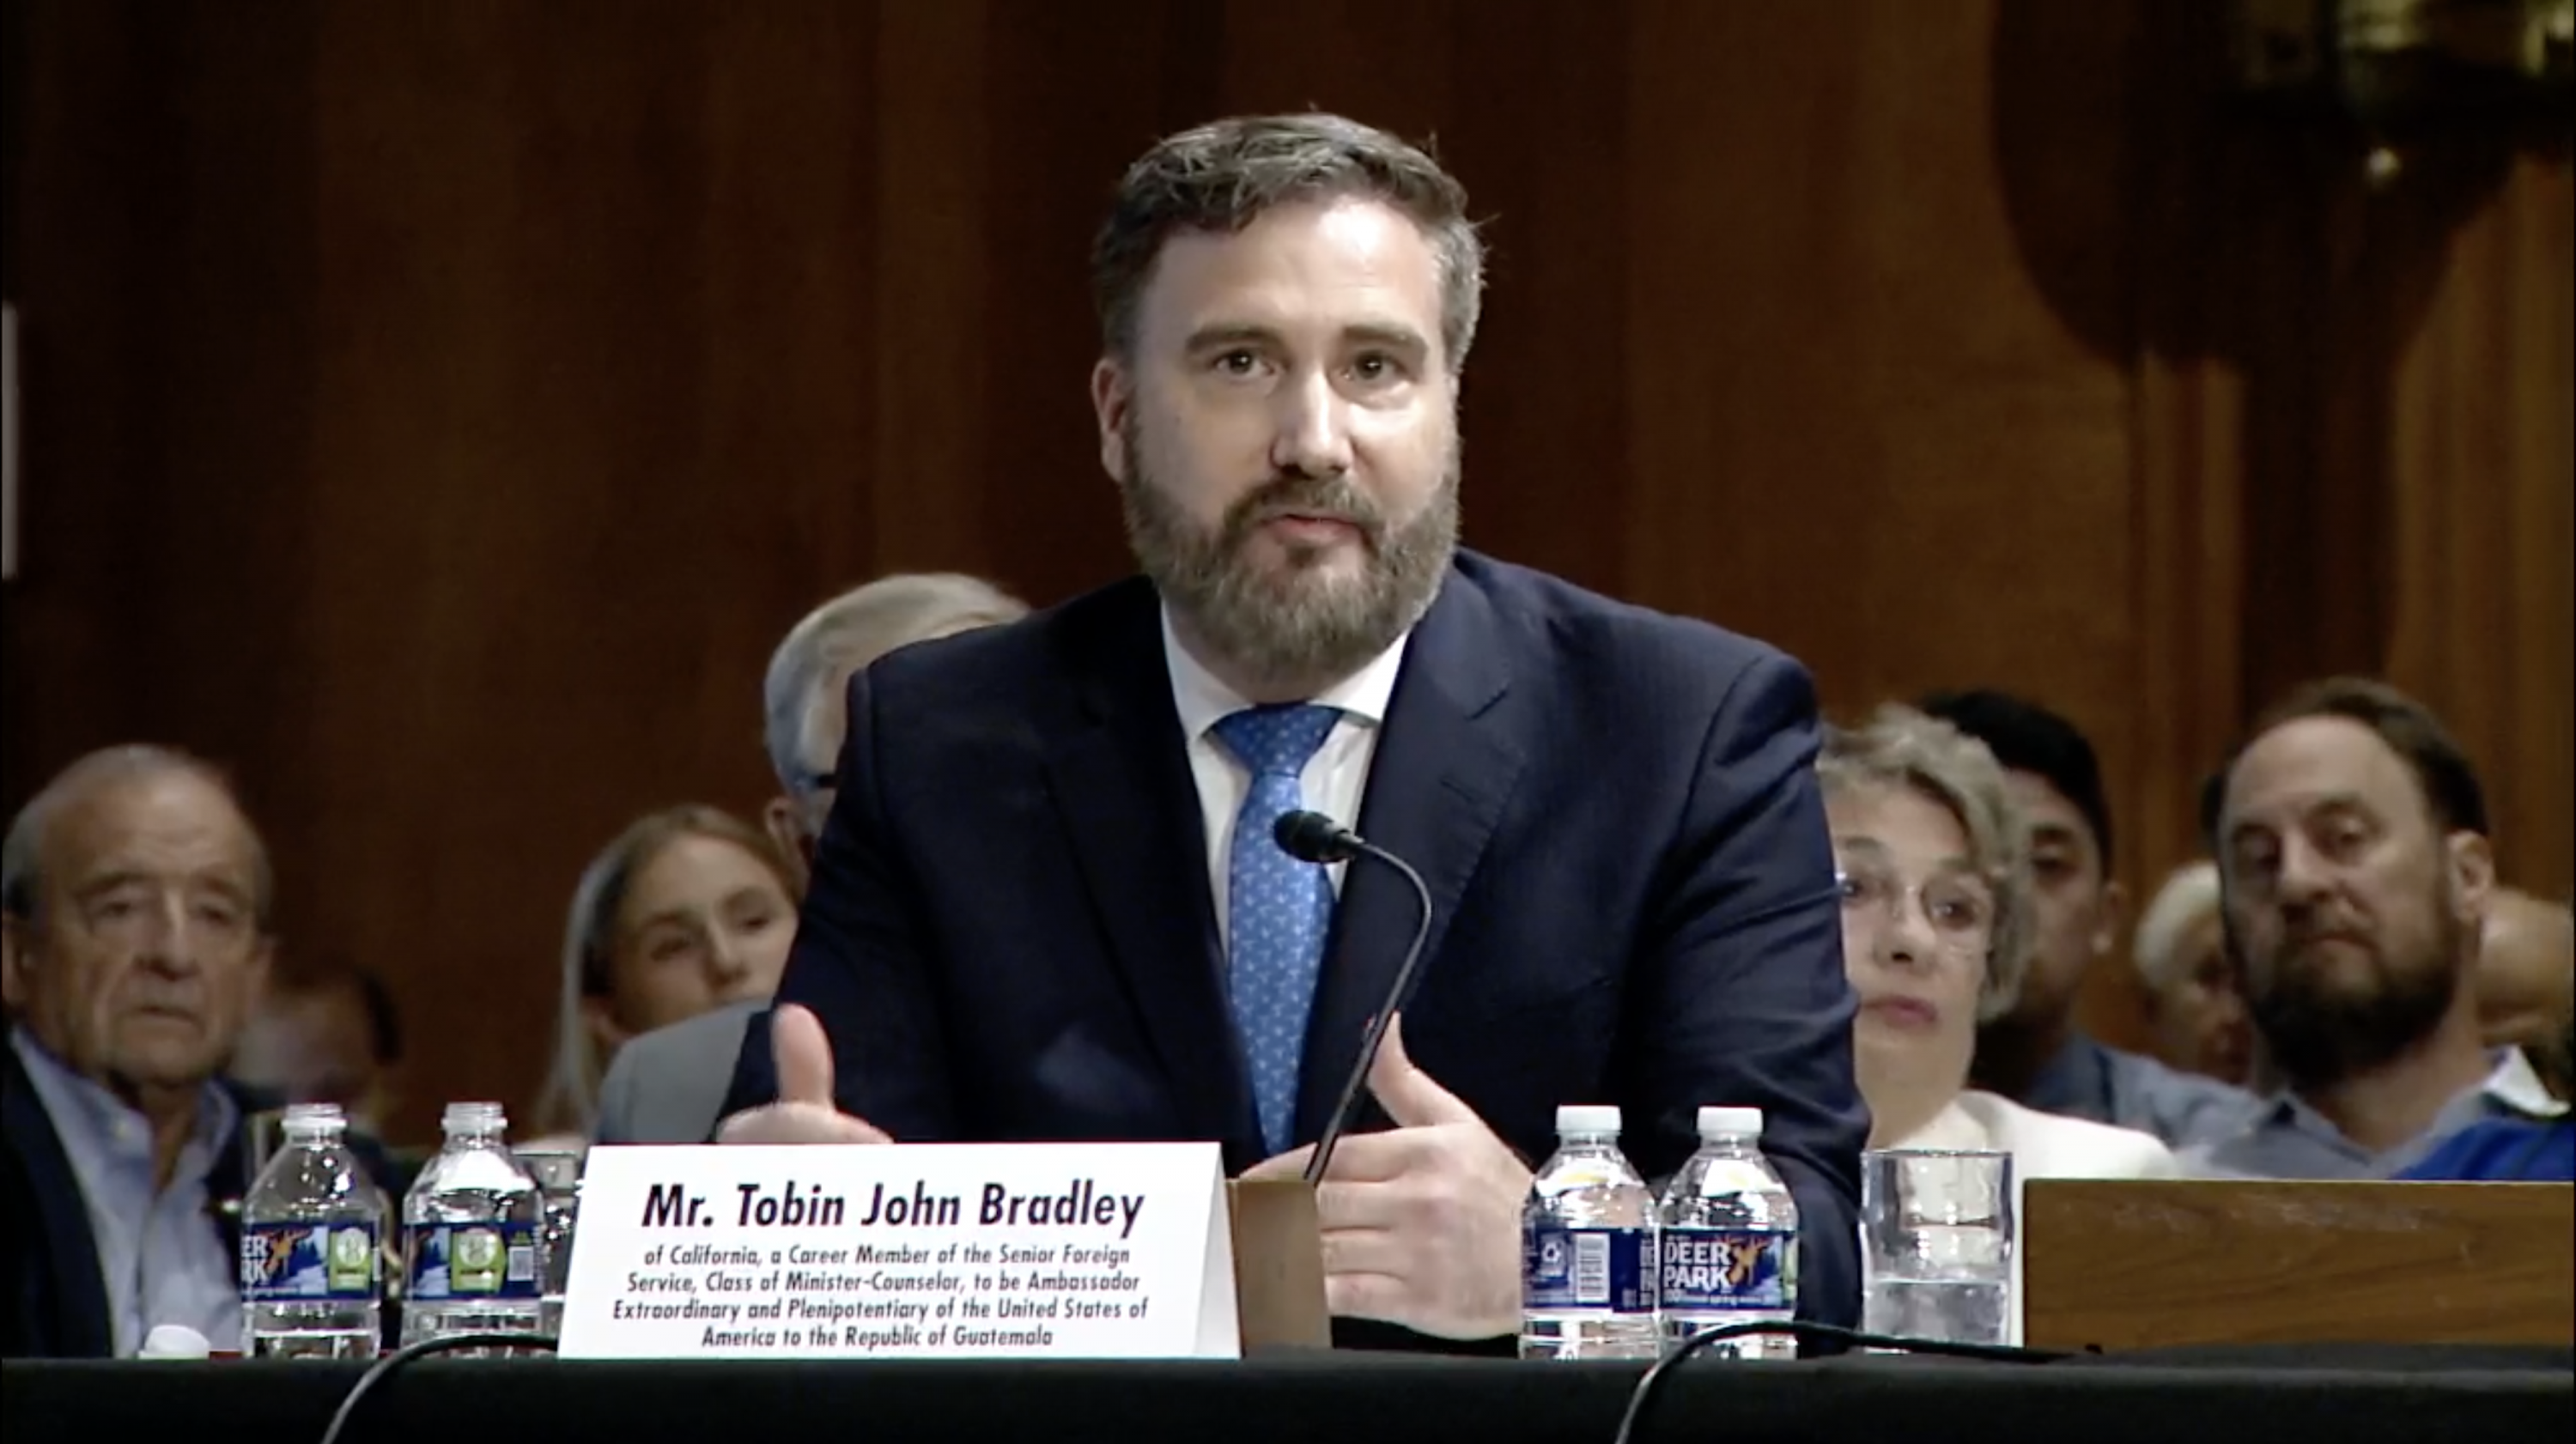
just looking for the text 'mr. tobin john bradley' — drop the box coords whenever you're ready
[641,1177,1149,1241]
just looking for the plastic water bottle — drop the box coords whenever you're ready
[239,1102,383,1358]
[1520,1104,1660,1360]
[1656,1105,1800,1359]
[400,1101,544,1348]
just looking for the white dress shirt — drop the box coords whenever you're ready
[1895,1089,2184,1183]
[2486,1047,2569,1119]
[1159,607,1410,951]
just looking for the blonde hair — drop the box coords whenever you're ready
[1816,704,2032,1022]
[2132,859,2221,992]
[532,804,799,1138]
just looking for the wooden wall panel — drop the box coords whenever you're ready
[3,0,2567,1137]
[2383,155,2574,896]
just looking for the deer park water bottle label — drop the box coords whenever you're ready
[1523,1226,1657,1314]
[1660,1226,1793,1312]
[241,1223,380,1302]
[407,1222,541,1301]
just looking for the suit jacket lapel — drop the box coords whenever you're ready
[1296,569,1524,1143]
[1039,584,1261,1165]
[3,1035,115,1356]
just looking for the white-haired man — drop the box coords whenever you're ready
[592,573,1027,1145]
[2132,860,2257,1089]
[757,573,1030,889]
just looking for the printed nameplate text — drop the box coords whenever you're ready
[558,1142,1238,1360]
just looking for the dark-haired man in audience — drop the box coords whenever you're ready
[4,747,276,1356]
[1920,690,2255,1150]
[2187,678,2551,1179]
[231,962,404,1138]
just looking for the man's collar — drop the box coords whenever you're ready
[9,1027,239,1169]
[2485,1047,2569,1119]
[2259,1047,2549,1149]
[1158,604,1411,743]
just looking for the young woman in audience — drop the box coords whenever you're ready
[529,804,802,1144]
[1819,706,2179,1180]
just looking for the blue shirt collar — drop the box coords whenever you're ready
[9,1027,238,1186]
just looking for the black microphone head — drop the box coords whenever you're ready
[1274,809,1362,865]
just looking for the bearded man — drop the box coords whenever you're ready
[2185,677,2533,1179]
[718,113,1866,1350]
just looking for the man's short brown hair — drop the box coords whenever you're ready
[1090,112,1485,373]
[2200,676,2490,847]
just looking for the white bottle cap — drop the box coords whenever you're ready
[1698,1105,1764,1138]
[137,1323,212,1360]
[1556,1104,1622,1136]
[441,1101,507,1134]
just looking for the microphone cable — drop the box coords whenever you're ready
[315,1332,557,1444]
[1608,1320,2079,1444]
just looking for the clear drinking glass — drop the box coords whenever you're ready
[513,1150,585,1340]
[1858,1148,2014,1347]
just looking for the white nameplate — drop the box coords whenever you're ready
[558,1142,1240,1360]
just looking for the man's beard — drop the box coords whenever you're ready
[2243,876,2466,1090]
[1119,423,1459,690]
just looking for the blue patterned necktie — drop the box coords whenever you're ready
[1210,703,1343,1156]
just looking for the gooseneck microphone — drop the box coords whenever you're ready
[1273,809,1437,1186]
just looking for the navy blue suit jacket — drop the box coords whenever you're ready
[726,551,1867,1333]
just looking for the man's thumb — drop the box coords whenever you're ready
[1366,1013,1478,1129]
[771,1003,837,1107]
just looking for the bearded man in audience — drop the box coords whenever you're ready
[2186,679,2551,1179]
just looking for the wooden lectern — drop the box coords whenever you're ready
[1227,1178,1332,1350]
[2024,1179,2576,1351]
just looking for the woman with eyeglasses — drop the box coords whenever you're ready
[1819,705,2179,1178]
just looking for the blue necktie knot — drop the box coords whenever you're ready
[1209,702,1341,1155]
[1212,703,1340,780]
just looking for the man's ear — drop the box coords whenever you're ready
[247,933,277,1003]
[2449,831,2497,926]
[1091,357,1132,482]
[761,796,813,895]
[1,912,27,1011]
[2092,878,2129,960]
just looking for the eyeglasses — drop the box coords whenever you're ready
[1835,865,1995,946]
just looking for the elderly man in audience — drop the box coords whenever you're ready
[2130,860,2257,1088]
[2473,885,2574,1053]
[1818,706,2177,1180]
[2185,678,2555,1179]
[3,747,361,1356]
[756,573,1030,890]
[590,573,1029,1146]
[1920,690,2256,1149]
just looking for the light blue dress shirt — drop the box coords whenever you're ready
[2180,1051,2544,1180]
[2021,1029,2263,1151]
[9,1029,242,1354]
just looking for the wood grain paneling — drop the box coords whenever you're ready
[2382,154,2574,897]
[3,0,2567,1138]
[2026,1180,2576,1350]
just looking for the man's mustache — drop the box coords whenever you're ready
[1222,476,1386,545]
